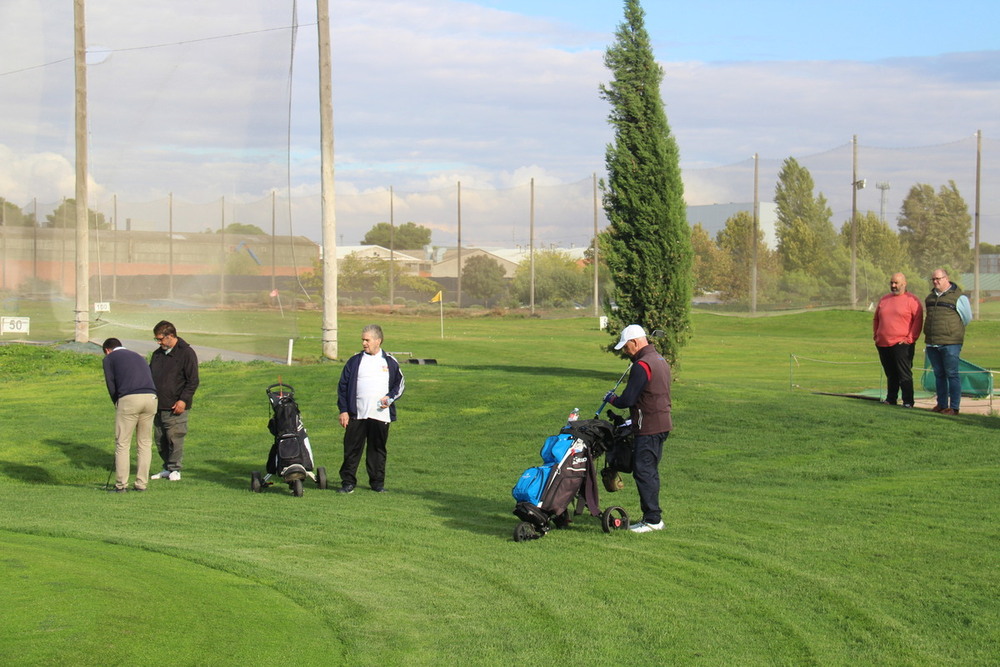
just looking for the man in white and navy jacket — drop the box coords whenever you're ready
[336,324,405,494]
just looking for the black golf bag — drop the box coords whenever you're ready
[250,383,327,496]
[600,410,634,491]
[266,386,314,474]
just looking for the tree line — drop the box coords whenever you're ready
[692,157,979,306]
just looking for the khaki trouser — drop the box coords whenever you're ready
[115,393,158,490]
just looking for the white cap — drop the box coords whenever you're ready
[614,324,647,350]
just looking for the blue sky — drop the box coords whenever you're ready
[472,0,997,61]
[1,0,998,245]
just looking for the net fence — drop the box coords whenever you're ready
[2,4,998,354]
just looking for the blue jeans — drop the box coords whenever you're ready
[633,432,668,524]
[925,344,962,409]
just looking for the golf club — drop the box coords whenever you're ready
[593,328,665,418]
[104,460,114,491]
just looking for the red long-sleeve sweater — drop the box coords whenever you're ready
[873,291,923,347]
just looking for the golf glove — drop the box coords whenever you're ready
[604,391,617,405]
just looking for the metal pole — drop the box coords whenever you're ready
[456,181,462,307]
[219,196,225,307]
[317,0,338,360]
[112,194,117,301]
[270,190,276,293]
[168,192,174,299]
[74,0,89,342]
[850,135,858,308]
[529,177,535,315]
[751,153,759,315]
[592,172,599,317]
[389,185,395,306]
[973,129,982,320]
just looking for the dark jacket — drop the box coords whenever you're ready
[611,343,672,435]
[103,347,157,405]
[924,283,966,346]
[149,337,200,410]
[337,349,405,421]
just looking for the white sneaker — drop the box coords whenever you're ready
[167,471,181,481]
[629,520,664,533]
[150,470,171,480]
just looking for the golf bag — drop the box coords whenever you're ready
[601,410,634,476]
[511,417,629,541]
[266,385,314,474]
[250,383,328,496]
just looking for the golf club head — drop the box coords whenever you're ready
[650,329,665,338]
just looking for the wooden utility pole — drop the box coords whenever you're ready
[751,153,759,315]
[74,0,90,343]
[317,0,338,359]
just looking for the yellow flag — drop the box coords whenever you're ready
[430,290,442,303]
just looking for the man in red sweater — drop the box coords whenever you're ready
[873,273,923,407]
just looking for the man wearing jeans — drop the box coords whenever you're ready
[924,269,971,415]
[604,324,672,533]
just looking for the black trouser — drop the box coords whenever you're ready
[877,343,916,405]
[633,431,668,524]
[339,418,390,488]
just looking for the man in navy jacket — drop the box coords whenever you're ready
[336,324,405,493]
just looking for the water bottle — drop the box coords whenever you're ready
[567,408,580,422]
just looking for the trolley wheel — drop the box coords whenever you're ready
[250,471,263,493]
[291,478,304,497]
[316,466,328,490]
[552,510,572,529]
[601,506,630,533]
[513,522,539,542]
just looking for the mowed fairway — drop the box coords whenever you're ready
[0,311,997,665]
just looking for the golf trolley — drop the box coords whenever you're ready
[250,382,328,497]
[511,416,632,542]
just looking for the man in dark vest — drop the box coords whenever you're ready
[604,325,672,533]
[924,269,971,415]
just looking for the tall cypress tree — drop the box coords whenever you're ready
[600,0,691,364]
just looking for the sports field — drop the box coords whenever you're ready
[0,310,997,665]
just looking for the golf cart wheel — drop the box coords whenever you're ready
[316,466,328,490]
[601,506,630,533]
[552,510,572,529]
[513,521,539,542]
[250,471,263,493]
[291,478,304,497]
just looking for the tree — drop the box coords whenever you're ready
[599,0,692,363]
[462,254,508,307]
[219,222,266,235]
[362,222,431,249]
[690,223,731,294]
[1,198,34,226]
[715,212,781,303]
[774,157,836,275]
[511,250,588,307]
[839,211,913,279]
[336,252,388,292]
[44,198,110,230]
[897,181,972,277]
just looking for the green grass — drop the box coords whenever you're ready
[1,311,998,665]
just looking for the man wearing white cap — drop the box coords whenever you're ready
[604,324,672,533]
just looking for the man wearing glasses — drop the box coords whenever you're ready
[924,269,971,415]
[149,321,200,480]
